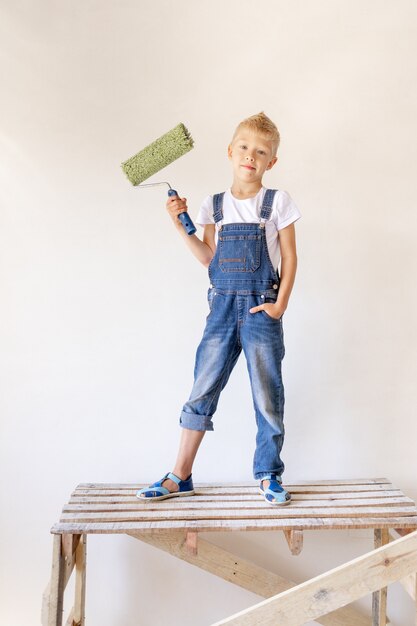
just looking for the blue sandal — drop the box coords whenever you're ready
[136,472,195,501]
[259,476,291,506]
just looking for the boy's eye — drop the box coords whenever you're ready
[240,145,247,149]
[258,150,266,155]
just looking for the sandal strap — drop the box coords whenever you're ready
[267,480,284,492]
[264,487,285,498]
[139,485,169,496]
[167,472,182,485]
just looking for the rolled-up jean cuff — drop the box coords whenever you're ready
[257,473,282,482]
[179,410,214,431]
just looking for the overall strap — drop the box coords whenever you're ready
[212,192,225,224]
[260,189,278,221]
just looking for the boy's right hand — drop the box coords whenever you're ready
[166,195,188,229]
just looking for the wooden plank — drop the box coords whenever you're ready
[210,529,417,626]
[65,502,409,516]
[129,530,371,626]
[372,529,389,626]
[72,482,395,493]
[58,505,417,525]
[72,483,398,497]
[63,496,414,514]
[76,478,392,489]
[68,489,407,504]
[51,516,417,534]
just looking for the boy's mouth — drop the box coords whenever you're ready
[242,165,256,170]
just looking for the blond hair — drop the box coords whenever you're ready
[232,112,280,156]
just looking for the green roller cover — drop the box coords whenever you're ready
[121,123,194,185]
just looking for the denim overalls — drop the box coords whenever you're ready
[179,189,286,481]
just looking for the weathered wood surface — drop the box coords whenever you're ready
[210,529,417,626]
[45,535,65,626]
[73,535,86,626]
[52,479,417,535]
[51,517,417,534]
[76,478,395,489]
[42,534,87,626]
[129,529,372,626]
[389,529,417,601]
[372,528,389,626]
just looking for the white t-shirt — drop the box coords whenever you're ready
[196,187,301,269]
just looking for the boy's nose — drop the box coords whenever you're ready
[245,154,255,162]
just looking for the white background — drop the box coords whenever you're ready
[1,1,417,624]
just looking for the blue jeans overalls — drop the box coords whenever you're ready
[179,189,286,481]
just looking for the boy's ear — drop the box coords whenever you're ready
[227,144,233,159]
[267,156,278,170]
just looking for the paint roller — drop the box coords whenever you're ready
[121,123,196,235]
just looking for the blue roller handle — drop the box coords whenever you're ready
[168,188,196,235]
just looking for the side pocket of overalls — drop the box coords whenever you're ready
[260,295,282,323]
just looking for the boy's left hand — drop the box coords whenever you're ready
[249,303,285,320]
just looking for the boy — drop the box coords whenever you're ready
[137,112,301,505]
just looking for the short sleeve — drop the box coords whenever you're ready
[272,190,302,231]
[196,195,215,226]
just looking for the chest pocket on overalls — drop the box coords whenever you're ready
[218,234,261,273]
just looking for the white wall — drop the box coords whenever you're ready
[1,1,416,624]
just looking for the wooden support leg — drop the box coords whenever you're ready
[42,534,86,626]
[372,529,389,626]
[45,535,66,626]
[63,534,87,626]
[62,535,80,588]
[73,535,87,626]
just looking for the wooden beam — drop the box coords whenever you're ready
[47,535,65,626]
[128,530,371,626]
[209,529,417,626]
[62,534,87,626]
[62,535,80,590]
[73,535,87,625]
[389,529,416,602]
[372,529,389,625]
[283,530,303,555]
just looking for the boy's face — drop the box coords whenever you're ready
[228,128,277,185]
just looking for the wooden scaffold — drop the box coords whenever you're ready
[42,477,417,626]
